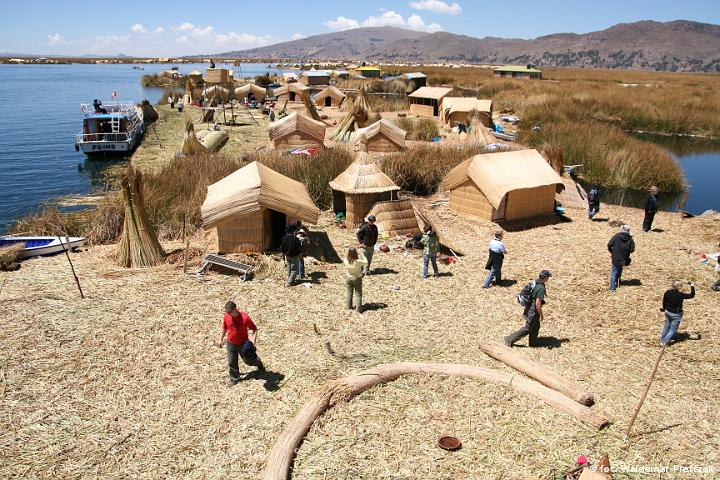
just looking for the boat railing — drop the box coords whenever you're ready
[76,132,130,143]
[80,102,136,115]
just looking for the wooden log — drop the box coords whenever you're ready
[263,361,610,480]
[479,342,595,406]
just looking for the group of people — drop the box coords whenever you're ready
[587,184,660,233]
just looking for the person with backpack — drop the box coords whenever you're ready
[357,215,378,274]
[420,224,440,278]
[504,270,552,347]
[660,280,695,345]
[587,184,601,220]
[643,186,659,232]
[218,301,265,386]
[483,230,507,288]
[607,224,635,291]
[344,247,368,313]
[280,224,302,286]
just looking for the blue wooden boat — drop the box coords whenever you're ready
[0,236,86,258]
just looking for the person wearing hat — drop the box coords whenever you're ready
[643,186,659,232]
[504,270,552,347]
[296,228,310,279]
[218,301,265,386]
[420,224,440,278]
[357,215,379,274]
[607,224,635,291]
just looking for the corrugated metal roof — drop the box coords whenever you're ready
[355,66,382,71]
[302,71,330,77]
[493,65,542,73]
[408,86,453,100]
[404,72,426,79]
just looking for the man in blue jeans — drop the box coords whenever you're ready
[607,225,635,291]
[483,230,507,288]
[219,301,265,386]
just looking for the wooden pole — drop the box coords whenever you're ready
[59,235,84,299]
[152,124,163,148]
[625,344,666,440]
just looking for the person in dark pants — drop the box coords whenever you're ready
[357,215,379,274]
[643,186,659,232]
[219,301,264,386]
[660,280,695,346]
[280,225,302,286]
[587,183,601,220]
[483,230,507,288]
[607,224,635,291]
[504,270,551,347]
[420,224,440,278]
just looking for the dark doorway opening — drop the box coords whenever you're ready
[268,210,287,249]
[324,96,332,107]
[289,92,296,101]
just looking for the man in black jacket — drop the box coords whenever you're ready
[357,215,379,274]
[643,186,659,232]
[280,225,302,286]
[608,224,635,291]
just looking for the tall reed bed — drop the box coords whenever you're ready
[394,117,439,141]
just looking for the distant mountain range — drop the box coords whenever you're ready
[216,21,720,72]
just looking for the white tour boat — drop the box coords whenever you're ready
[74,101,145,156]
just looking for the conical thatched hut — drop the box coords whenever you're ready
[272,82,309,103]
[367,199,420,236]
[329,152,400,228]
[235,83,267,100]
[353,118,407,153]
[268,112,326,150]
[314,86,346,107]
[441,149,565,222]
[201,161,320,253]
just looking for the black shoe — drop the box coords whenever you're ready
[256,360,266,372]
[503,336,513,347]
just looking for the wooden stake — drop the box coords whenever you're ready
[183,237,190,274]
[59,235,84,299]
[625,344,666,440]
[152,125,162,148]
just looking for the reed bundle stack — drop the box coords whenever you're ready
[181,121,206,156]
[116,167,164,268]
[0,244,23,271]
[140,100,159,123]
[330,89,372,142]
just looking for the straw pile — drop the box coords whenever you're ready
[181,121,206,156]
[140,100,159,124]
[0,244,23,271]
[116,167,164,268]
[2,204,719,478]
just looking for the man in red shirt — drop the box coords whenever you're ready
[219,301,265,385]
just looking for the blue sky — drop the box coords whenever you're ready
[1,0,718,56]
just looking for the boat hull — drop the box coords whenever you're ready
[77,125,145,156]
[0,236,86,258]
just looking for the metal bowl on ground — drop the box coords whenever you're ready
[437,435,462,451]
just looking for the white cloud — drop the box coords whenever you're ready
[406,14,443,32]
[324,16,360,31]
[131,23,147,34]
[154,26,165,34]
[344,10,444,32]
[48,33,63,45]
[215,32,274,48]
[409,0,461,14]
[362,10,406,28]
[176,22,194,32]
[192,25,213,37]
[175,35,189,44]
[291,33,305,40]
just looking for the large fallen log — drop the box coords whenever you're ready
[263,361,610,480]
[480,342,595,406]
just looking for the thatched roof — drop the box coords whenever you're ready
[442,97,492,115]
[268,112,326,142]
[557,174,589,210]
[441,149,565,209]
[202,85,230,98]
[314,86,346,105]
[353,119,407,149]
[201,161,320,228]
[408,86,453,100]
[329,152,400,194]
[367,199,420,236]
[272,82,309,97]
[235,83,267,98]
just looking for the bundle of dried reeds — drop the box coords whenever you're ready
[116,167,165,268]
[0,244,23,271]
[330,89,372,142]
[181,120,207,156]
[302,93,322,122]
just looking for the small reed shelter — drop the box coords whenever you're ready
[441,97,493,127]
[367,199,420,237]
[273,82,309,102]
[235,83,267,101]
[300,71,330,86]
[314,86,346,107]
[493,65,542,80]
[409,86,453,117]
[329,152,400,228]
[201,161,320,253]
[204,67,232,83]
[268,112,326,150]
[353,118,407,153]
[441,149,565,222]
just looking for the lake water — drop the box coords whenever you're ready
[0,62,288,233]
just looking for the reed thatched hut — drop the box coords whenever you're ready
[441,97,493,127]
[268,112,326,150]
[409,86,453,117]
[273,82,309,103]
[367,199,420,236]
[314,86,346,107]
[441,149,565,222]
[202,85,231,100]
[235,83,267,100]
[329,152,400,228]
[201,161,320,253]
[353,118,407,153]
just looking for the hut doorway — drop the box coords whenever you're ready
[331,189,346,217]
[289,92,296,101]
[268,210,287,249]
[324,96,332,107]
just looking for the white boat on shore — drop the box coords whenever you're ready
[74,101,145,156]
[0,236,86,258]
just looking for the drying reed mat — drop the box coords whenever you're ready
[1,205,718,478]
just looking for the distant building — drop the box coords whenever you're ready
[353,66,382,78]
[403,72,427,92]
[299,70,330,86]
[493,65,542,80]
[408,86,453,117]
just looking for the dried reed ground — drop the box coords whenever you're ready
[1,204,719,479]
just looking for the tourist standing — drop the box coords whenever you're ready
[297,228,310,280]
[280,225,302,286]
[483,230,507,288]
[607,224,635,291]
[660,281,696,345]
[420,224,440,278]
[344,247,367,313]
[587,184,602,220]
[219,301,265,386]
[643,186,659,232]
[357,215,379,274]
[504,270,552,347]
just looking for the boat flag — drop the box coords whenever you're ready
[111,90,117,99]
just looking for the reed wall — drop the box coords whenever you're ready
[504,185,557,221]
[366,133,403,153]
[448,180,495,220]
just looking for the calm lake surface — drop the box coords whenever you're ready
[0,62,288,233]
[0,65,718,232]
